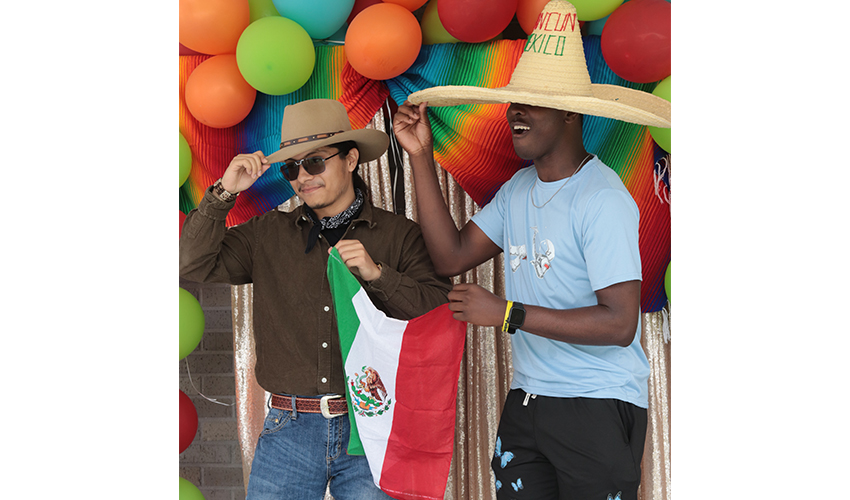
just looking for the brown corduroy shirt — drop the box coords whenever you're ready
[179,186,453,396]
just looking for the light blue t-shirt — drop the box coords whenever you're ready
[472,156,650,408]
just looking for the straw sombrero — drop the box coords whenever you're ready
[265,99,389,164]
[408,0,671,128]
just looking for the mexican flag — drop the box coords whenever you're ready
[327,248,466,500]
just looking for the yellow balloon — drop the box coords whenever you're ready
[179,132,192,187]
[421,0,460,45]
[248,0,280,22]
[647,76,671,153]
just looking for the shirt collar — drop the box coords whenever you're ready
[293,196,377,230]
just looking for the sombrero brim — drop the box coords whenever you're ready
[408,83,671,128]
[265,128,389,165]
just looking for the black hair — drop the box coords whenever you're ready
[329,140,368,195]
[329,140,358,158]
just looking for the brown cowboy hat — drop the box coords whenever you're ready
[265,99,390,164]
[408,0,671,128]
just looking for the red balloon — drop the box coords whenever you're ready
[600,0,670,83]
[438,0,518,43]
[179,43,204,56]
[346,0,382,24]
[184,54,257,129]
[179,390,199,454]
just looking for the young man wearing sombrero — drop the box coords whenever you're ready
[180,98,451,499]
[393,1,670,498]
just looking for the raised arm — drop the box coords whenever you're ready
[179,151,272,284]
[393,101,501,277]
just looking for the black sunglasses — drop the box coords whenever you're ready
[280,151,341,181]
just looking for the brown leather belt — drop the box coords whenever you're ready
[271,394,347,419]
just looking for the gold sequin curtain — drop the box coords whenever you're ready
[231,109,671,500]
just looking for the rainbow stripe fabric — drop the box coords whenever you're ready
[387,40,531,205]
[178,46,388,226]
[386,37,670,312]
[581,36,671,313]
[178,37,670,312]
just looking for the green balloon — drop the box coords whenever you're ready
[179,478,206,500]
[236,16,316,96]
[179,288,205,360]
[571,0,624,21]
[179,132,192,187]
[648,76,671,153]
[664,262,671,302]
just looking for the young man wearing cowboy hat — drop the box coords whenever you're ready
[180,98,452,500]
[392,1,670,498]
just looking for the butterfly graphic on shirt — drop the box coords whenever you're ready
[511,478,524,492]
[607,492,622,500]
[493,436,515,468]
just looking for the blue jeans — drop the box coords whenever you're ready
[246,396,393,500]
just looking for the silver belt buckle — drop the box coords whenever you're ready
[320,394,343,419]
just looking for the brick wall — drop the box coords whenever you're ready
[179,278,246,500]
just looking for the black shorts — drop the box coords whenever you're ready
[492,389,647,500]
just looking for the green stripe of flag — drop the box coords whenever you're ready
[328,247,362,360]
[327,247,365,454]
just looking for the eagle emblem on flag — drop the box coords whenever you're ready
[347,366,393,417]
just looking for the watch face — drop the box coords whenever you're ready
[509,307,525,326]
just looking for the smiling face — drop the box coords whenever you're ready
[287,144,359,218]
[506,102,574,162]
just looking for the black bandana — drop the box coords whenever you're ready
[304,188,365,253]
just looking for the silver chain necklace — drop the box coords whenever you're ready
[530,154,592,209]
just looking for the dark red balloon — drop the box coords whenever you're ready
[438,0,518,43]
[600,0,671,83]
[179,43,203,56]
[346,0,382,25]
[179,390,199,454]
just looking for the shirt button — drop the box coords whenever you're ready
[324,306,330,312]
[321,377,328,384]
[322,342,328,348]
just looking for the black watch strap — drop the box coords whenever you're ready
[505,301,526,334]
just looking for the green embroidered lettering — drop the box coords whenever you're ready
[524,33,546,53]
[543,34,557,54]
[554,35,566,56]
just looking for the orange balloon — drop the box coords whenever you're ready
[185,55,257,129]
[381,0,428,10]
[345,3,422,80]
[516,0,551,35]
[179,0,250,55]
